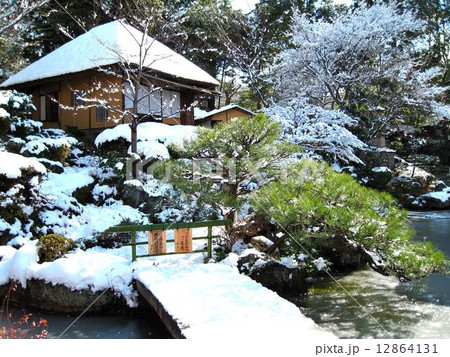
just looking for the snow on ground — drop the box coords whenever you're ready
[0,150,47,178]
[0,242,137,306]
[134,262,335,339]
[40,167,94,195]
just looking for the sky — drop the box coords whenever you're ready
[231,0,352,13]
[230,0,258,13]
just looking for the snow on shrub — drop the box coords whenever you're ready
[95,122,196,159]
[20,129,78,163]
[0,151,46,179]
[0,90,41,137]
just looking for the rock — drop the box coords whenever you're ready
[321,248,363,271]
[0,279,130,314]
[366,166,394,191]
[411,189,450,210]
[140,195,164,215]
[236,254,307,296]
[250,235,273,251]
[237,253,261,274]
[122,180,150,208]
[435,180,447,192]
[227,215,273,249]
[249,261,308,296]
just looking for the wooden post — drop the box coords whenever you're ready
[174,228,193,253]
[131,231,137,262]
[148,230,167,255]
[207,226,212,260]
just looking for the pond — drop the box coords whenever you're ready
[292,211,450,338]
[1,303,171,339]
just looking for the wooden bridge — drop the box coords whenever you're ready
[109,220,334,339]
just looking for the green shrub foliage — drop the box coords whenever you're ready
[37,234,75,263]
[250,159,448,281]
[156,114,296,219]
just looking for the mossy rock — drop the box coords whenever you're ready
[365,168,394,191]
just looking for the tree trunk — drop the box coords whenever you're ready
[130,121,138,154]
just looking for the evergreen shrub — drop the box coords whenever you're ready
[37,234,75,263]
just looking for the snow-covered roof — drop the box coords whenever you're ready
[194,103,254,120]
[1,20,219,88]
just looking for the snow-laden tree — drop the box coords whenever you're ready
[273,2,450,141]
[0,0,49,80]
[266,99,367,163]
[0,0,48,35]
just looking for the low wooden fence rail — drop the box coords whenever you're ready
[108,220,232,262]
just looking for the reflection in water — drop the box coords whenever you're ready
[1,307,172,339]
[293,211,450,339]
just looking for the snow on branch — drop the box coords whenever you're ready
[266,99,367,164]
[271,1,449,141]
[0,0,49,36]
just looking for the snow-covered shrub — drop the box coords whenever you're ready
[0,90,34,116]
[20,129,78,163]
[36,234,75,263]
[97,151,126,185]
[251,159,448,281]
[0,90,41,138]
[0,152,47,244]
[5,137,25,154]
[84,232,131,250]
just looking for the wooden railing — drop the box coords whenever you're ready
[108,220,232,262]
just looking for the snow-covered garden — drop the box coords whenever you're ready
[1,0,450,341]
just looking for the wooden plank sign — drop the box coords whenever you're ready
[174,228,193,253]
[148,230,166,255]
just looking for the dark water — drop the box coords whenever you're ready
[0,307,171,339]
[293,211,450,339]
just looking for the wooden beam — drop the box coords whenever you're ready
[108,220,232,233]
[136,281,186,339]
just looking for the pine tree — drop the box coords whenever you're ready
[157,115,296,221]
